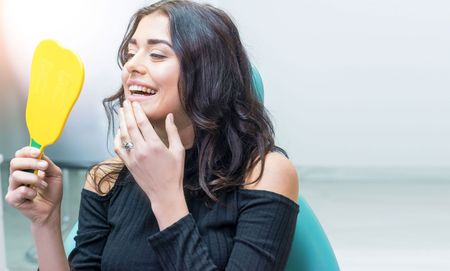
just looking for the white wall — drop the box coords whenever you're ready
[217,0,450,167]
[1,0,449,168]
[0,0,216,166]
[0,0,152,166]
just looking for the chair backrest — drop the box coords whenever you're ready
[64,220,78,256]
[250,66,339,271]
[64,67,340,270]
[284,196,340,271]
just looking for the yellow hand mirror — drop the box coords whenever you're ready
[26,39,84,160]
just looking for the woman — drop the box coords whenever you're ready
[5,0,299,270]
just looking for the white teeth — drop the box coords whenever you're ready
[128,85,157,95]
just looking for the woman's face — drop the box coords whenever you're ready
[122,12,189,129]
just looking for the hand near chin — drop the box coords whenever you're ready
[114,100,186,207]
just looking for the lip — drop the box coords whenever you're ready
[126,92,157,103]
[125,79,159,103]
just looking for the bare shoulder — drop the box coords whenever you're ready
[84,156,123,195]
[243,151,299,203]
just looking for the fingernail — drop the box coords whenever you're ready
[31,148,40,156]
[169,113,174,123]
[38,160,48,168]
[40,180,48,189]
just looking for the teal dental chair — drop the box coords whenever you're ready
[64,67,340,271]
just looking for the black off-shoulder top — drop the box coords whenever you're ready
[68,148,299,270]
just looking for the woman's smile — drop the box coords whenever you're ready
[125,79,159,102]
[121,12,184,123]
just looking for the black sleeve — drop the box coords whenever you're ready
[147,189,299,271]
[67,189,112,270]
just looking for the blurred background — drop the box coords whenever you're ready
[1,0,449,270]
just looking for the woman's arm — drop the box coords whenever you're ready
[148,152,300,271]
[5,147,69,271]
[32,213,70,271]
[118,101,299,269]
[67,159,119,270]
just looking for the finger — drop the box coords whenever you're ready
[118,107,132,144]
[5,186,38,208]
[8,170,41,190]
[165,113,184,154]
[40,154,61,178]
[36,171,49,190]
[114,130,126,160]
[132,101,159,142]
[10,157,48,174]
[11,171,48,191]
[123,100,145,146]
[119,107,129,140]
[14,146,42,159]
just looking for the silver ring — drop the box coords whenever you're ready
[122,141,134,151]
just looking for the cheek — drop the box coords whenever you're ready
[163,74,181,107]
[121,69,129,85]
[152,60,179,87]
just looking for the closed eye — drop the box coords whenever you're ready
[125,53,135,61]
[150,53,166,60]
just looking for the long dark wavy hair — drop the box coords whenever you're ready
[90,0,278,201]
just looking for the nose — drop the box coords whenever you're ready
[124,53,146,75]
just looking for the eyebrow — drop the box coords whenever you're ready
[129,38,173,48]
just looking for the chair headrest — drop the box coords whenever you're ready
[251,66,264,103]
